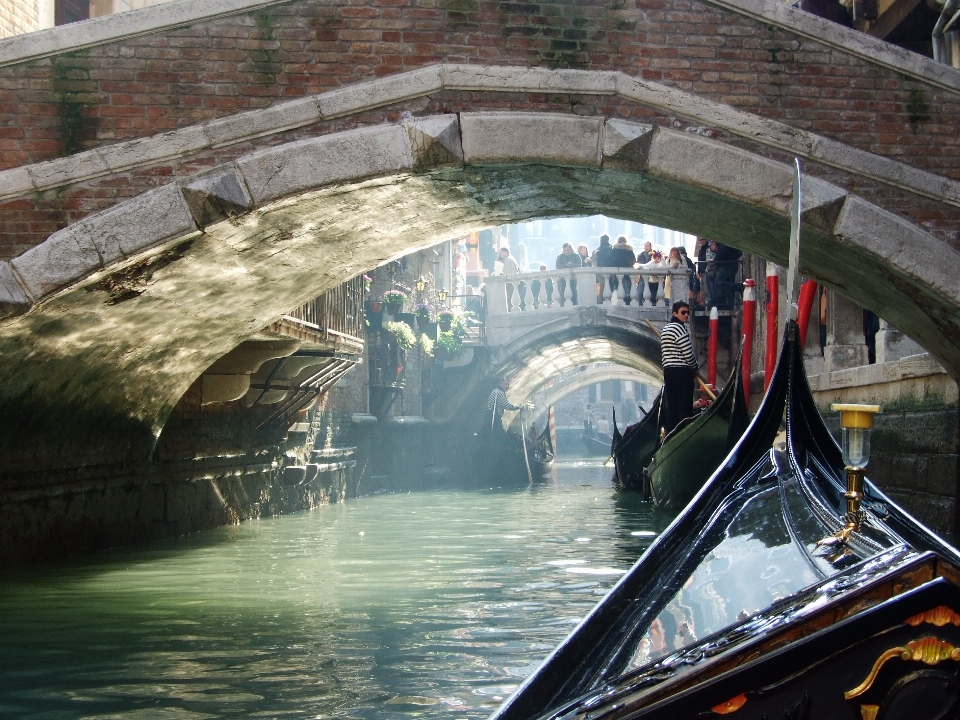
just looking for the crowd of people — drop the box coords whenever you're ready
[495,234,741,310]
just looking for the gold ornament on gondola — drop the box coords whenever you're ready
[845,636,960,699]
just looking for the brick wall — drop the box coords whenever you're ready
[1,0,959,259]
[0,0,38,40]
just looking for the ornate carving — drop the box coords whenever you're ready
[845,637,960,699]
[710,693,747,714]
[905,605,960,628]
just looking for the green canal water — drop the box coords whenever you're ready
[0,461,670,719]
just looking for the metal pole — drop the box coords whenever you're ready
[707,306,719,389]
[741,278,757,408]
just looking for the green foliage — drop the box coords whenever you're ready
[418,333,434,356]
[386,321,416,351]
[435,330,463,356]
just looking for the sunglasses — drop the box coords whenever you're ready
[678,310,690,316]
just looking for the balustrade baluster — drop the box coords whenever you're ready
[602,274,613,305]
[562,274,572,307]
[510,283,522,313]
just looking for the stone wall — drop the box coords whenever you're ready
[812,353,960,534]
[1,0,959,258]
[0,379,350,566]
[0,0,38,40]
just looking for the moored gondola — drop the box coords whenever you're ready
[581,431,613,457]
[530,423,555,478]
[644,346,749,510]
[610,393,662,492]
[488,322,960,720]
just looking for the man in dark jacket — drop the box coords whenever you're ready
[660,301,698,435]
[611,236,637,304]
[555,242,582,304]
[712,242,742,309]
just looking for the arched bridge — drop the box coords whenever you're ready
[0,0,959,475]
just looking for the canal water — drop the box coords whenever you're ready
[0,461,671,719]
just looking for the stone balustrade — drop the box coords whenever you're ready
[484,267,690,317]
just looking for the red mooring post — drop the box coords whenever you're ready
[764,265,779,391]
[796,279,818,348]
[741,278,756,408]
[707,306,719,389]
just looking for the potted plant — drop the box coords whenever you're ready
[438,309,455,331]
[435,329,463,358]
[385,320,416,351]
[413,301,433,330]
[382,289,407,315]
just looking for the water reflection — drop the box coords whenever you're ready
[0,460,671,720]
[628,486,820,668]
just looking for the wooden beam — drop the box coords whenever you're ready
[864,0,923,38]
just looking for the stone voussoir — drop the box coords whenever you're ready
[10,184,197,301]
[0,262,30,317]
[402,114,463,170]
[460,112,604,167]
[833,194,960,306]
[235,124,415,206]
[442,64,618,95]
[645,126,846,220]
[602,118,655,171]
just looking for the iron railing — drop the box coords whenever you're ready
[273,275,365,352]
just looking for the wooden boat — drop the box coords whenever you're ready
[490,322,960,720]
[530,423,555,478]
[610,393,662,493]
[581,431,614,457]
[645,347,749,510]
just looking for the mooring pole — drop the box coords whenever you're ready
[796,278,818,348]
[741,278,756,408]
[764,264,779,391]
[707,306,719,389]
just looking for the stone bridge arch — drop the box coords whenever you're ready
[1,71,960,473]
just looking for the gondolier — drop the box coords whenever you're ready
[660,300,698,435]
[486,377,521,442]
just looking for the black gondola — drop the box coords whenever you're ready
[581,431,614,457]
[490,322,960,720]
[645,346,749,510]
[610,393,662,492]
[530,423,555,478]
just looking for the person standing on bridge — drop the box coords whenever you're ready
[556,242,582,304]
[660,301,698,436]
[486,377,522,444]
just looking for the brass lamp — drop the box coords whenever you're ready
[415,277,427,294]
[830,403,882,543]
[437,287,447,307]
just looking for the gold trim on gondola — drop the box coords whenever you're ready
[859,705,879,720]
[905,605,960,627]
[711,693,747,714]
[845,637,960,699]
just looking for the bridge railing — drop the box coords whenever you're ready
[484,267,690,317]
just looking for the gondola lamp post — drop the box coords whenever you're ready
[829,403,882,543]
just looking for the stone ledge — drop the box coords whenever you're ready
[0,0,293,67]
[810,353,958,407]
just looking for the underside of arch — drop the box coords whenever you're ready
[0,111,958,473]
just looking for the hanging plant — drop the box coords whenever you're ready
[382,289,408,314]
[435,330,463,357]
[417,333,434,356]
[385,320,416,351]
[413,301,433,319]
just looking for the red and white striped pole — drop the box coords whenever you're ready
[796,278,818,348]
[707,306,719,389]
[764,264,779,391]
[741,278,756,408]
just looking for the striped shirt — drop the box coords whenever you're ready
[486,387,520,419]
[661,319,698,369]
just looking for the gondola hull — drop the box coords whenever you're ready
[646,349,748,510]
[581,432,613,457]
[489,323,960,720]
[611,393,661,492]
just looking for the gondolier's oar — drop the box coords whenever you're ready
[519,408,534,485]
[644,319,717,401]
